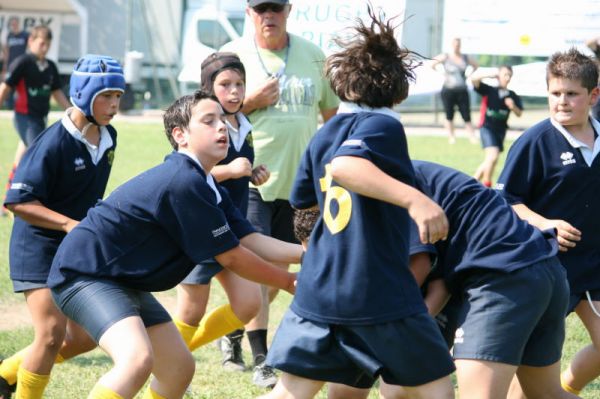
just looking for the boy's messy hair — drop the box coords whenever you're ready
[547,48,599,92]
[29,25,52,41]
[163,90,218,150]
[325,5,419,108]
[293,208,320,244]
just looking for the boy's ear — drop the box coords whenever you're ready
[172,126,188,148]
[590,86,600,106]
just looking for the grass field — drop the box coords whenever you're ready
[0,114,598,398]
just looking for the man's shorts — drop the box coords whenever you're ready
[479,125,507,151]
[267,309,455,388]
[181,260,223,285]
[568,288,600,314]
[51,278,171,343]
[246,188,297,244]
[452,257,569,366]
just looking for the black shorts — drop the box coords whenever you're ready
[440,87,471,122]
[181,260,223,285]
[246,188,297,244]
[267,309,455,388]
[452,258,569,366]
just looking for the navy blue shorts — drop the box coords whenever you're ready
[452,258,569,366]
[267,309,455,388]
[181,260,223,285]
[247,188,297,244]
[12,280,47,293]
[51,279,172,343]
[568,288,600,314]
[13,113,46,146]
[479,125,507,151]
[434,294,462,349]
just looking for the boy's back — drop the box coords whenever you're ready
[290,110,426,324]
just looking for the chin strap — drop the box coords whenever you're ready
[85,115,100,126]
[81,122,95,138]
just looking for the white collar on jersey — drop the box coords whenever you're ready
[62,108,113,165]
[226,112,253,152]
[550,117,600,166]
[336,101,401,123]
[177,149,222,204]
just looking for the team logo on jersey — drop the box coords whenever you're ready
[454,328,465,344]
[107,150,115,166]
[74,157,86,171]
[245,134,254,148]
[560,152,576,166]
[212,223,231,238]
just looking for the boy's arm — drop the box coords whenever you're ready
[512,203,581,252]
[469,68,497,89]
[423,278,450,316]
[330,155,448,244]
[505,96,523,117]
[5,200,79,233]
[409,252,432,286]
[51,89,71,110]
[211,157,252,183]
[0,82,13,106]
[214,245,296,294]
[239,232,303,265]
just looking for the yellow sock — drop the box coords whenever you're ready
[142,386,167,399]
[14,366,50,399]
[54,353,65,364]
[0,348,28,385]
[188,304,244,351]
[561,375,581,395]
[87,383,124,399]
[173,318,198,349]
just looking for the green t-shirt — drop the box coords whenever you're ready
[222,34,339,201]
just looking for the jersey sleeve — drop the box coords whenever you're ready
[4,134,59,205]
[290,146,318,209]
[333,115,413,181]
[156,174,241,264]
[49,62,62,91]
[4,55,25,87]
[474,81,491,96]
[511,91,524,110]
[495,134,541,205]
[218,185,256,239]
[409,220,437,257]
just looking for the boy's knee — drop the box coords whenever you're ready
[232,293,261,322]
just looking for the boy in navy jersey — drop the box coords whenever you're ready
[497,48,600,397]
[0,54,125,399]
[471,65,523,187]
[47,91,298,399]
[173,53,272,365]
[261,8,455,399]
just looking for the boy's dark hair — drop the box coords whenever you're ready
[293,208,320,244]
[163,90,218,150]
[547,48,599,92]
[325,5,419,108]
[29,25,52,41]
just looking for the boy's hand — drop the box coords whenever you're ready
[228,157,253,179]
[284,272,297,295]
[504,97,516,110]
[541,219,581,252]
[251,164,270,186]
[408,195,449,244]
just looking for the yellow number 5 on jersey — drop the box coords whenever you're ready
[319,163,352,234]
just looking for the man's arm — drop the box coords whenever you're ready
[241,77,279,115]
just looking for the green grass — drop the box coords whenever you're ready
[0,115,598,398]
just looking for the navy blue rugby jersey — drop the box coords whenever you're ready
[5,119,117,282]
[290,111,427,325]
[496,118,600,294]
[411,161,558,291]
[218,114,254,215]
[47,152,255,291]
[475,82,522,131]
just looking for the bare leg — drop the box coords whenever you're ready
[517,361,580,398]
[444,120,456,144]
[175,283,211,326]
[379,380,410,399]
[455,359,516,399]
[258,372,325,399]
[328,383,371,399]
[146,322,195,398]
[401,375,454,399]
[59,319,97,360]
[506,375,527,399]
[13,140,27,166]
[465,121,477,144]
[561,300,600,393]
[216,269,261,323]
[474,146,500,186]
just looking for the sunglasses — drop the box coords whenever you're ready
[252,3,286,14]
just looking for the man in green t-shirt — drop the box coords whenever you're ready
[219,0,339,388]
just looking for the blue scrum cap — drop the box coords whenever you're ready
[69,54,126,124]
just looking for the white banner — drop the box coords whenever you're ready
[443,0,600,56]
[0,12,62,64]
[245,1,406,56]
